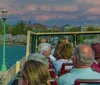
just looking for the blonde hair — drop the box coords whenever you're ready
[22,60,50,85]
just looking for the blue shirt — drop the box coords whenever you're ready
[58,68,100,85]
[53,59,72,75]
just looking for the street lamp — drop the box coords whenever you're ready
[1,9,8,71]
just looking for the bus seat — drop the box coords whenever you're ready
[49,69,56,79]
[74,79,100,85]
[49,78,58,85]
[58,63,73,76]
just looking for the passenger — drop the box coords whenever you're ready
[53,38,69,60]
[38,37,48,46]
[18,60,50,85]
[28,53,48,67]
[40,38,56,63]
[40,38,48,43]
[91,43,100,73]
[58,44,100,85]
[53,43,73,75]
[38,43,56,63]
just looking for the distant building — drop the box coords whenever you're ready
[25,22,46,31]
[53,25,57,31]
[63,25,77,31]
[81,25,88,31]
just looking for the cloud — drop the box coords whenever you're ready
[86,7,100,15]
[87,16,100,20]
[39,5,78,12]
[1,0,100,25]
[34,14,77,21]
[76,0,100,5]
[25,4,37,11]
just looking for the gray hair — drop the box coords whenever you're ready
[38,43,51,54]
[28,53,48,67]
[73,44,94,66]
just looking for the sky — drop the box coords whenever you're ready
[0,0,100,26]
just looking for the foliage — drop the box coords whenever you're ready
[6,24,13,34]
[69,27,80,32]
[12,20,25,35]
[86,26,100,31]
[86,26,95,31]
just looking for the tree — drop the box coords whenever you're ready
[6,24,13,34]
[69,27,80,32]
[87,26,94,31]
[12,20,26,35]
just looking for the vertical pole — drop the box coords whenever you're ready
[74,34,77,47]
[25,31,30,60]
[1,20,7,71]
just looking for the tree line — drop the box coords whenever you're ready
[0,19,100,35]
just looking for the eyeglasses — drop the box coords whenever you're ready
[17,72,24,79]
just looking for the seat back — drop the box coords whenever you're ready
[48,63,53,69]
[74,79,100,85]
[58,63,73,76]
[49,69,56,78]
[49,79,58,85]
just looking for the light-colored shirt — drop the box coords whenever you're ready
[51,48,55,55]
[50,54,56,63]
[58,68,100,85]
[53,59,72,75]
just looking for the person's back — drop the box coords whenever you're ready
[58,44,100,85]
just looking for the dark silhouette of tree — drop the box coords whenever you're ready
[12,20,26,35]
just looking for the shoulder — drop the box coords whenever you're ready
[58,74,72,85]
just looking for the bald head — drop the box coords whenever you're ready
[80,45,92,57]
[73,44,94,67]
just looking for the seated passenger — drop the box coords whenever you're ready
[18,60,50,85]
[91,43,100,73]
[53,43,73,76]
[38,43,56,64]
[40,38,48,43]
[58,44,100,85]
[28,53,48,67]
[53,38,69,60]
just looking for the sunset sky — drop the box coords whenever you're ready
[0,0,100,26]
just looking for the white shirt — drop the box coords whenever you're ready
[50,54,56,63]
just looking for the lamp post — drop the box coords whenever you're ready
[1,9,8,71]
